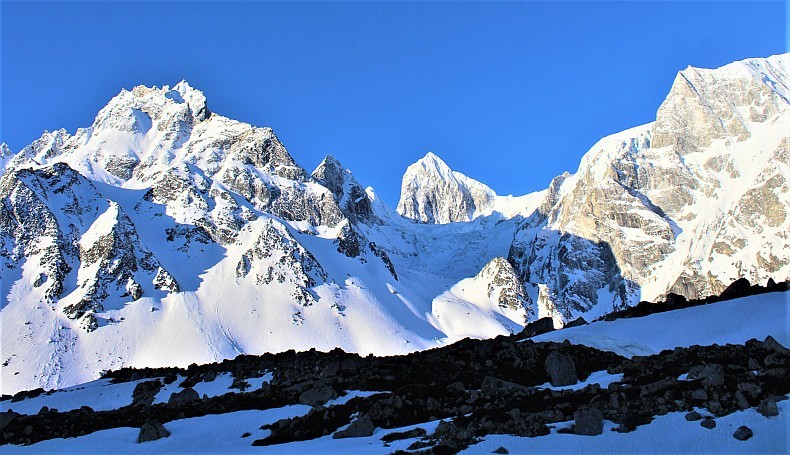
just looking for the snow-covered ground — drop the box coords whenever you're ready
[532,292,789,357]
[465,401,789,454]
[2,290,788,453]
[4,394,787,454]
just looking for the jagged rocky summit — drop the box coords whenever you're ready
[1,54,788,395]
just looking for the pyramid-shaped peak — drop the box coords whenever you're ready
[318,154,343,169]
[417,151,449,167]
[407,152,455,181]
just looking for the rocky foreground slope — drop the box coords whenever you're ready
[1,284,787,453]
[1,54,788,395]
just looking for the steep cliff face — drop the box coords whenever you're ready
[509,53,789,321]
[311,155,375,223]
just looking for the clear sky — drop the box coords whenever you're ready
[1,1,786,206]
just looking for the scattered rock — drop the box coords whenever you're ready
[333,414,375,439]
[138,420,171,443]
[737,383,762,399]
[493,447,510,454]
[381,427,426,443]
[545,351,578,387]
[734,391,750,409]
[684,411,702,421]
[699,364,725,388]
[708,401,724,414]
[132,380,162,406]
[482,377,529,396]
[763,335,790,355]
[763,353,782,367]
[564,317,587,328]
[168,387,199,405]
[700,418,716,429]
[0,410,19,430]
[446,382,466,394]
[690,389,708,401]
[298,384,337,406]
[574,406,603,436]
[757,397,779,417]
[733,426,753,441]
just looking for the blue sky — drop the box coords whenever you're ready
[1,1,785,205]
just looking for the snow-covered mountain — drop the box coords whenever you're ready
[508,53,789,321]
[396,152,543,223]
[1,54,788,395]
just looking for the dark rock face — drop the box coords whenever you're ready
[574,406,604,436]
[311,155,374,223]
[733,425,753,441]
[138,420,171,443]
[332,414,375,439]
[545,350,578,386]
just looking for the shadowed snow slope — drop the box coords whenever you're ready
[532,291,789,357]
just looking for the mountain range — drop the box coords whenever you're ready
[1,53,788,395]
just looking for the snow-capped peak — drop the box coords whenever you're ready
[396,152,496,224]
[411,151,458,183]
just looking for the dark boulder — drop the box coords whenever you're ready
[684,411,701,421]
[690,389,708,401]
[733,426,753,441]
[298,383,337,406]
[381,427,426,443]
[132,380,162,406]
[757,397,779,417]
[138,421,171,443]
[763,335,790,356]
[564,317,587,328]
[517,317,555,339]
[545,350,578,387]
[700,418,716,429]
[698,364,725,388]
[168,387,199,405]
[0,409,19,430]
[333,414,375,439]
[573,406,603,435]
[481,377,530,396]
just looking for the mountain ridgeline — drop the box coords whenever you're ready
[1,55,788,395]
